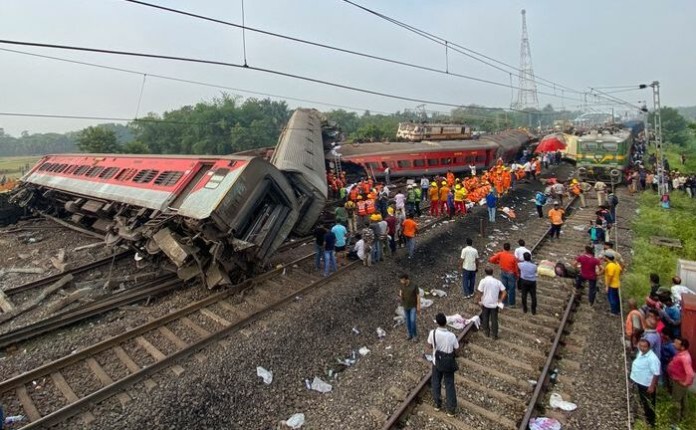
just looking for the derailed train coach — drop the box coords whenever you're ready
[11,108,330,288]
[271,108,327,236]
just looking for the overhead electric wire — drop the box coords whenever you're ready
[339,0,588,97]
[0,38,585,111]
[0,47,394,114]
[589,87,645,111]
[119,0,586,104]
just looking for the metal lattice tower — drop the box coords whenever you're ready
[514,9,539,110]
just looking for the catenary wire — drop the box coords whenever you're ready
[119,0,587,103]
[0,39,589,111]
[339,0,588,97]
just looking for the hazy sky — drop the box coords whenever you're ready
[0,0,694,135]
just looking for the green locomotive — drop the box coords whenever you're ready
[576,130,633,184]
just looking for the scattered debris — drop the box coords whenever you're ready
[0,274,73,324]
[351,326,360,335]
[420,298,434,309]
[431,289,447,297]
[4,415,26,425]
[50,249,67,272]
[309,376,332,393]
[282,413,305,429]
[46,288,91,313]
[549,392,577,411]
[72,242,105,252]
[256,366,273,385]
[358,347,370,356]
[376,327,386,339]
[529,417,561,430]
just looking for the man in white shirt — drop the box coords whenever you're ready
[523,161,532,181]
[671,276,695,305]
[630,338,660,427]
[427,313,459,416]
[459,238,479,299]
[514,239,531,262]
[394,191,406,218]
[351,234,368,266]
[469,165,477,177]
[420,176,430,202]
[475,267,507,340]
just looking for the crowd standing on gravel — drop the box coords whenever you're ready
[626,272,695,427]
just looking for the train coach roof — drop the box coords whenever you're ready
[337,139,499,157]
[38,154,257,161]
[578,131,630,143]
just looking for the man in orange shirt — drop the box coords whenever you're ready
[402,213,418,259]
[489,243,520,307]
[548,203,565,239]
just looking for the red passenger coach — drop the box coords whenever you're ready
[335,129,530,179]
[15,153,299,288]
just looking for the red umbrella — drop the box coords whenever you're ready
[534,135,566,153]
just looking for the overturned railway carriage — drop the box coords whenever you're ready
[12,154,299,288]
[271,108,327,236]
[576,130,633,183]
[337,129,529,178]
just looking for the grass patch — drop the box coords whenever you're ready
[0,156,41,178]
[623,191,696,301]
[624,188,696,429]
[661,138,696,173]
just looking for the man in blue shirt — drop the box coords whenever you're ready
[331,222,348,266]
[485,190,497,223]
[534,191,546,218]
[630,339,660,427]
[517,252,538,315]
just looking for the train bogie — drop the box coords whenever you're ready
[576,130,632,184]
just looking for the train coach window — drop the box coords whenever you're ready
[205,168,229,189]
[440,158,452,165]
[99,167,120,179]
[365,162,380,170]
[133,169,159,184]
[397,160,411,168]
[475,155,485,163]
[413,159,425,167]
[38,162,52,171]
[86,166,104,177]
[601,142,618,151]
[115,168,138,181]
[155,171,184,186]
[74,165,90,176]
[454,157,466,164]
[465,155,475,163]
[427,158,438,167]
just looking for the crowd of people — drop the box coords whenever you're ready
[628,274,695,427]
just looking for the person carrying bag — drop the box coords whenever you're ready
[427,313,460,416]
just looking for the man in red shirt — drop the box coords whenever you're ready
[667,337,694,421]
[574,245,602,305]
[489,243,519,307]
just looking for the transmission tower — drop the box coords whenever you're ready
[514,9,539,110]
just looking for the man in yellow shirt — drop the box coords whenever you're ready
[603,253,621,316]
[547,203,565,239]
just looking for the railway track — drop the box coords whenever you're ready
[0,205,454,429]
[380,192,622,430]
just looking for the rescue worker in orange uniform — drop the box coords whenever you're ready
[446,170,455,188]
[439,181,450,216]
[428,182,440,216]
[349,185,359,202]
[502,168,512,195]
[356,195,367,228]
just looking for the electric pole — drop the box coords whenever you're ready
[651,81,669,200]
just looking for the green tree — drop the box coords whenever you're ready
[650,107,690,146]
[76,126,120,153]
[121,140,150,154]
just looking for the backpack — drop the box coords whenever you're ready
[538,194,547,205]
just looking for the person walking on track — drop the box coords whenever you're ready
[427,313,459,417]
[548,203,565,239]
[517,252,538,314]
[399,274,420,341]
[488,243,519,307]
[475,267,507,339]
[575,245,602,305]
[486,189,497,223]
[602,253,622,315]
[460,238,479,299]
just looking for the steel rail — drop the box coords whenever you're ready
[11,254,359,429]
[0,275,180,348]
[0,252,315,396]
[381,194,578,430]
[5,250,132,296]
